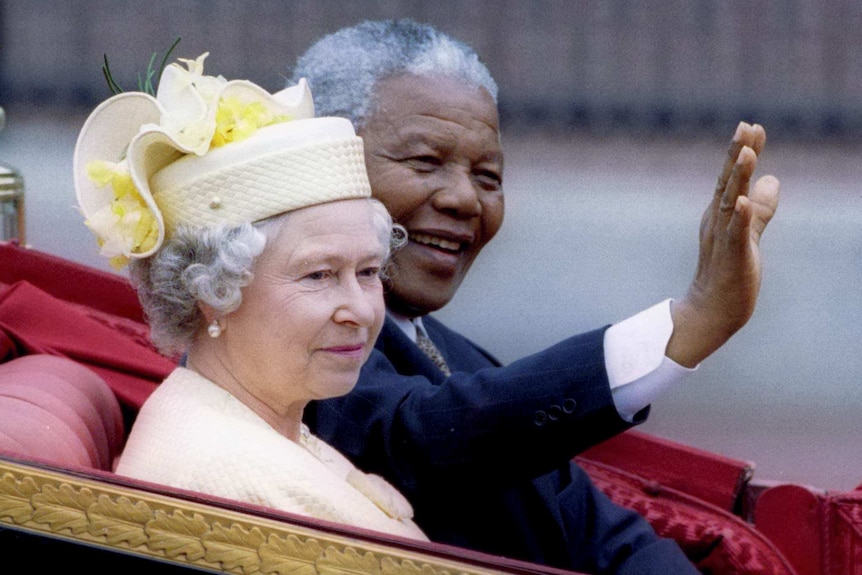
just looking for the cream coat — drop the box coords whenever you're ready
[116,367,427,541]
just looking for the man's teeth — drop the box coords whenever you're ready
[411,233,461,252]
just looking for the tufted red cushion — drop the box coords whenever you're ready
[0,354,125,470]
[581,430,754,512]
[755,484,862,575]
[0,281,174,409]
[578,457,797,575]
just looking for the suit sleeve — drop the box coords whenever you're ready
[552,463,700,574]
[397,459,698,573]
[306,325,645,494]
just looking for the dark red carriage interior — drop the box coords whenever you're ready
[1,240,859,575]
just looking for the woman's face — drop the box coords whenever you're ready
[359,74,504,317]
[218,199,387,417]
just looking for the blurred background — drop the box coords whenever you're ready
[1,0,860,490]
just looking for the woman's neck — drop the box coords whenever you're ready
[186,344,305,442]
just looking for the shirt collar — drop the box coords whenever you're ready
[386,309,427,343]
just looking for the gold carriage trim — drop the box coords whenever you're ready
[0,457,502,575]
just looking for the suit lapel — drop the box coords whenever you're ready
[375,318,448,383]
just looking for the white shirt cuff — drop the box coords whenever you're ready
[604,299,697,421]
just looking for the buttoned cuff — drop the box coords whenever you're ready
[604,299,697,421]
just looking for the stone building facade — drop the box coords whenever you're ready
[2,0,862,139]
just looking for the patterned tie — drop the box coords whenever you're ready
[415,329,452,376]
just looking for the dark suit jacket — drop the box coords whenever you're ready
[305,317,697,573]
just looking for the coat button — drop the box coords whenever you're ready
[548,405,562,421]
[562,398,577,414]
[533,410,548,426]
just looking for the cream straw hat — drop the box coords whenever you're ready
[74,53,371,269]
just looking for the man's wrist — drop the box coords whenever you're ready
[666,295,737,368]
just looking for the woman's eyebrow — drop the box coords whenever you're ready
[295,245,384,266]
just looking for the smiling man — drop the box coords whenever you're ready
[292,19,779,573]
[359,73,504,317]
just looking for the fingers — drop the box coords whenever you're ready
[727,195,752,251]
[715,125,746,198]
[748,175,780,241]
[726,175,780,247]
[719,146,756,221]
[715,122,766,198]
[751,123,766,155]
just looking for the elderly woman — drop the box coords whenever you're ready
[73,54,425,540]
[287,19,780,573]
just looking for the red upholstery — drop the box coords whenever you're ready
[3,242,860,574]
[0,242,174,410]
[581,429,754,512]
[0,354,125,470]
[755,484,862,575]
[0,241,144,322]
[578,458,798,574]
[0,280,174,410]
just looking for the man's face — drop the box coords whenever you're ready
[359,74,504,317]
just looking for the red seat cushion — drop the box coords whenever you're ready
[581,429,753,512]
[578,457,798,575]
[0,355,125,470]
[755,484,862,575]
[0,281,175,409]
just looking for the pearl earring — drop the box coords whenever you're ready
[207,319,222,338]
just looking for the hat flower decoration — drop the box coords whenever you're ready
[75,50,368,270]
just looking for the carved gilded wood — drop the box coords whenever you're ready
[0,457,510,574]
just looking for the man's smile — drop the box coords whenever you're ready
[409,232,465,253]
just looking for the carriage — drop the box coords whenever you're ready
[0,240,859,575]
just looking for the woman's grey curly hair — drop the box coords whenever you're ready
[129,198,404,356]
[289,19,498,129]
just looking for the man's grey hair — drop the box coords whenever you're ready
[129,199,403,356]
[289,19,498,128]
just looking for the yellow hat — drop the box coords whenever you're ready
[74,53,371,269]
